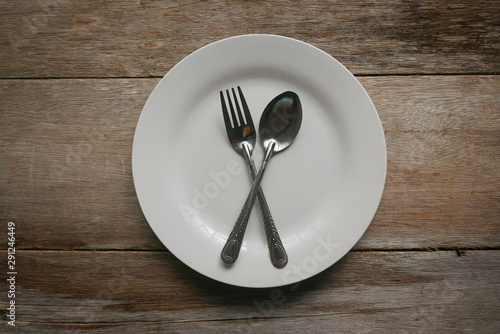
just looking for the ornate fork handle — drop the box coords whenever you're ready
[221,142,287,267]
[243,147,287,268]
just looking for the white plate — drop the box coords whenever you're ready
[132,34,386,288]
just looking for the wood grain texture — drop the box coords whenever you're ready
[0,0,498,78]
[357,75,500,249]
[0,76,498,250]
[1,2,498,332]
[0,250,498,332]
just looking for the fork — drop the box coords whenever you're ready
[219,87,288,268]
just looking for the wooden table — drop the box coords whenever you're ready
[1,1,499,332]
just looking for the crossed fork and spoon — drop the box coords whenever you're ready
[219,87,302,268]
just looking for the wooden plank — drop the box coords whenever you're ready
[357,75,500,249]
[0,79,164,250]
[0,76,498,250]
[1,250,498,332]
[0,0,498,78]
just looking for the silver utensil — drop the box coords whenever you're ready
[219,87,288,268]
[221,90,302,266]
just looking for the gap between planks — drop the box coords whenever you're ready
[3,247,499,252]
[0,73,498,80]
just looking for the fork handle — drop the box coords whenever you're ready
[243,147,288,268]
[221,143,276,264]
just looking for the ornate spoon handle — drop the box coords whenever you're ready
[221,143,277,264]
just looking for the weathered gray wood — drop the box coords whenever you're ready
[0,0,498,78]
[1,2,498,333]
[0,76,498,250]
[356,75,500,249]
[0,78,164,251]
[1,250,498,332]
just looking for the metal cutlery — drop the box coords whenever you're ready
[219,87,288,268]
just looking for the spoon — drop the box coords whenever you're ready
[221,91,303,265]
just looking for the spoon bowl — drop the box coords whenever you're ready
[259,91,302,153]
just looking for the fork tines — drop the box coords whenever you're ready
[220,86,254,130]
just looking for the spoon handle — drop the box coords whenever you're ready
[221,143,275,264]
[243,147,288,268]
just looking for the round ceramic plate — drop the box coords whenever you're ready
[132,34,386,288]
